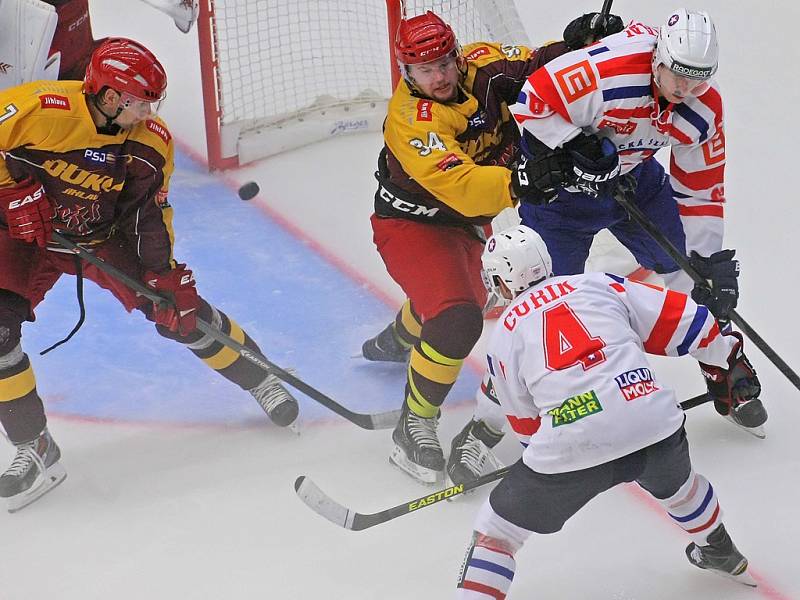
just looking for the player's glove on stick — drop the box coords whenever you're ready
[689,249,739,320]
[566,135,621,198]
[563,12,625,50]
[699,333,761,410]
[144,263,200,336]
[511,134,574,206]
[0,176,55,247]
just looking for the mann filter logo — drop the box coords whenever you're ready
[39,94,70,111]
[615,367,659,401]
[146,119,171,144]
[548,390,602,427]
[43,159,124,193]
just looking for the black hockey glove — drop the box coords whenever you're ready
[510,133,574,206]
[563,12,625,51]
[565,134,620,198]
[699,333,762,416]
[689,249,739,320]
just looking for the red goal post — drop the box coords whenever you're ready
[197,1,530,170]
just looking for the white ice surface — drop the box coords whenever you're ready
[2,2,800,599]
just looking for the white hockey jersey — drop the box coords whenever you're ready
[510,21,726,256]
[486,272,736,474]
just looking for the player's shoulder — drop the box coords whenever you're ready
[461,41,532,66]
[386,85,455,134]
[0,80,85,118]
[128,115,173,156]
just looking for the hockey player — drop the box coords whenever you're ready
[456,225,759,597]
[510,8,740,319]
[495,8,768,436]
[360,10,627,485]
[0,0,198,91]
[0,38,297,512]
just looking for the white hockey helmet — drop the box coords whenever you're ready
[653,9,718,80]
[481,225,553,299]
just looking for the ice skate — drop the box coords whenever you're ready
[361,323,410,363]
[686,524,756,587]
[250,373,300,427]
[717,397,767,439]
[389,404,444,484]
[446,419,504,487]
[0,429,66,513]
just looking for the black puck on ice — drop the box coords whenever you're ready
[238,181,260,200]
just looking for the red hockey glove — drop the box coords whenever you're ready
[0,177,55,247]
[144,264,199,336]
[699,332,761,411]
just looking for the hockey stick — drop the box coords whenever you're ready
[612,178,800,392]
[295,392,712,530]
[50,232,401,430]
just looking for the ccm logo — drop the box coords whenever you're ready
[8,186,45,209]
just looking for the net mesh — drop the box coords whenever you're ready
[211,0,528,132]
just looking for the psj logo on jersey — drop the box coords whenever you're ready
[615,367,659,401]
[84,149,116,164]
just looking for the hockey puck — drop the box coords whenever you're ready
[238,181,260,201]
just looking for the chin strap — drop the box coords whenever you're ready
[91,95,124,129]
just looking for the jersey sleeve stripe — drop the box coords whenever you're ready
[605,106,653,120]
[676,305,711,355]
[529,69,570,122]
[697,87,723,126]
[596,52,653,78]
[674,103,710,142]
[507,414,541,437]
[588,45,610,56]
[697,321,721,348]
[643,289,687,355]
[602,85,652,101]
[670,158,724,190]
[678,204,724,218]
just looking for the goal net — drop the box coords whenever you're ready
[197,0,530,169]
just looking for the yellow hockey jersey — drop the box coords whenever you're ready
[376,41,569,225]
[0,80,176,271]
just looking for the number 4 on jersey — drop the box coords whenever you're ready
[543,302,606,371]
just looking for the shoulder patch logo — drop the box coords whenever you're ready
[554,60,598,104]
[416,100,433,122]
[39,94,70,111]
[465,46,490,61]
[146,119,172,144]
[436,153,462,172]
[547,390,603,427]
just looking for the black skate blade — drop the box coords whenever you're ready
[7,463,67,513]
[723,414,766,439]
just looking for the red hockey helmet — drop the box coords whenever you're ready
[84,38,167,102]
[395,11,458,66]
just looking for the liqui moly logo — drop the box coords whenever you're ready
[615,367,659,401]
[39,94,70,110]
[146,120,171,144]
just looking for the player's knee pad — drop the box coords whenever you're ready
[656,470,722,546]
[421,302,483,360]
[0,291,27,355]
